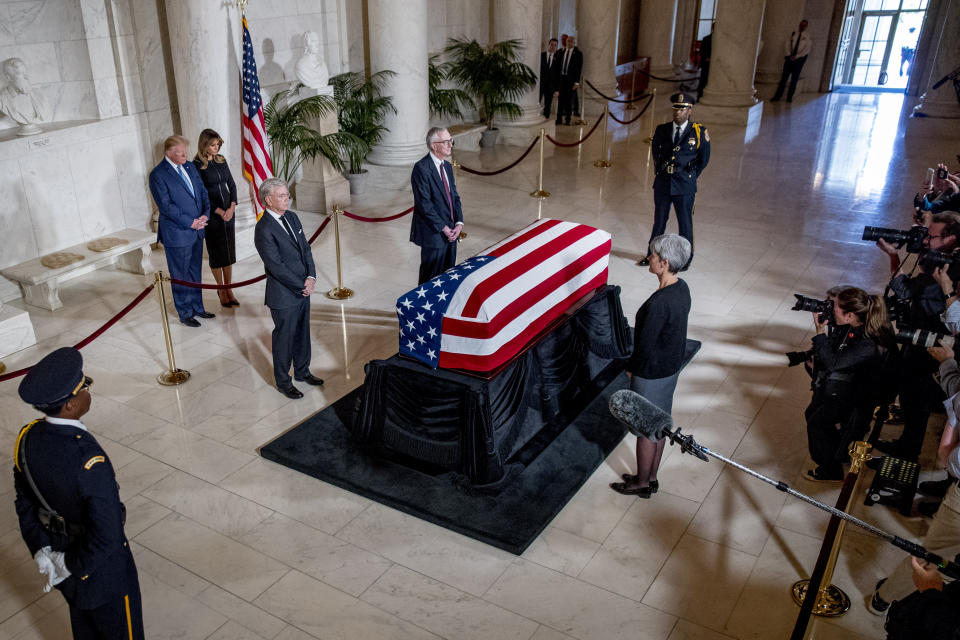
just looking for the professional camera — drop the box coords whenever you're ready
[862,225,927,252]
[917,249,960,281]
[791,294,834,323]
[895,327,955,348]
[785,349,813,367]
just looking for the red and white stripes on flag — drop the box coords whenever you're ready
[240,16,273,217]
[397,219,611,372]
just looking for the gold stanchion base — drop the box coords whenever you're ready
[573,117,588,126]
[158,369,190,386]
[326,287,355,300]
[791,580,851,617]
[530,189,551,199]
[459,231,467,240]
[593,160,612,168]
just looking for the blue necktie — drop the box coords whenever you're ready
[178,165,195,197]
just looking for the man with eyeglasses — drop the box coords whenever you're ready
[13,347,144,639]
[410,127,464,285]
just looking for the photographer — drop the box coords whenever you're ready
[876,213,960,275]
[918,163,960,215]
[805,287,895,481]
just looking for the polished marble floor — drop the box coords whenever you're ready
[2,92,957,639]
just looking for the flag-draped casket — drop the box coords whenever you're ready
[397,218,612,372]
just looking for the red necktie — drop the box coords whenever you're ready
[439,164,454,222]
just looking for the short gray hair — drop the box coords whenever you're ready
[425,127,447,147]
[649,234,691,273]
[259,177,287,204]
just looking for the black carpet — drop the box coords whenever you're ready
[259,361,628,554]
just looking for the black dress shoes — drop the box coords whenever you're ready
[296,374,325,386]
[278,385,304,399]
[180,317,201,327]
[196,311,216,319]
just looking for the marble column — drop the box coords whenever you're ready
[164,1,258,259]
[756,0,806,87]
[638,0,678,91]
[698,0,766,128]
[578,0,619,115]
[366,0,429,165]
[914,0,960,118]
[494,0,553,145]
[673,0,699,72]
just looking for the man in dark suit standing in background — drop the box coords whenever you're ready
[149,134,215,327]
[254,178,324,399]
[557,35,583,125]
[410,127,463,285]
[639,92,710,269]
[540,38,561,120]
[771,19,812,102]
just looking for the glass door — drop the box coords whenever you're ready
[849,12,895,86]
[835,0,928,91]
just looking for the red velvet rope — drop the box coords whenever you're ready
[608,95,655,125]
[342,206,414,222]
[0,283,156,382]
[458,136,540,176]
[584,78,653,104]
[169,216,331,289]
[546,116,604,147]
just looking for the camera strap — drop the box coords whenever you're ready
[14,420,65,528]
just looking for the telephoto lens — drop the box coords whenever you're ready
[895,327,955,348]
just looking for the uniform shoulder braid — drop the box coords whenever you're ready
[691,122,709,145]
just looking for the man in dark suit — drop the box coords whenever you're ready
[149,134,215,327]
[771,20,812,102]
[639,92,711,269]
[540,38,561,119]
[14,347,144,640]
[253,178,324,399]
[557,35,583,125]
[410,127,463,285]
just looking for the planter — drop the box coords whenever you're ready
[480,128,499,148]
[345,169,369,195]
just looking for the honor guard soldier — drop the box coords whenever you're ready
[640,92,711,269]
[13,347,144,640]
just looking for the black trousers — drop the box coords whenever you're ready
[542,86,556,118]
[270,297,312,388]
[557,77,574,122]
[772,56,807,101]
[68,583,143,640]
[650,190,695,249]
[805,397,854,477]
[418,242,457,285]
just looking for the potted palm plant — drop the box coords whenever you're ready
[331,70,397,195]
[263,84,365,188]
[442,38,537,147]
[428,54,470,121]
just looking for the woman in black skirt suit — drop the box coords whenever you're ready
[194,129,239,306]
[610,234,697,498]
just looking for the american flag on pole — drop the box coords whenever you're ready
[397,218,611,372]
[240,16,273,218]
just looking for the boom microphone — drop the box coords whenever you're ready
[608,389,673,440]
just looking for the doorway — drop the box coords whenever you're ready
[835,0,927,91]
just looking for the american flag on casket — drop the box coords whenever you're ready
[397,218,612,372]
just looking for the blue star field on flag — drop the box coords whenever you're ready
[397,255,494,367]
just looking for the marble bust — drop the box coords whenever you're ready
[294,31,332,95]
[0,57,48,136]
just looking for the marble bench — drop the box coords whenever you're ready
[1,229,154,311]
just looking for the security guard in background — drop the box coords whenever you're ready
[13,347,144,639]
[639,92,711,270]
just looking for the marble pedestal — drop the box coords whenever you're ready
[0,305,37,358]
[695,102,764,129]
[496,119,556,147]
[296,111,351,214]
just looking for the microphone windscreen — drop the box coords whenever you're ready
[608,389,673,440]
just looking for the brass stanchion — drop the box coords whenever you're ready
[573,86,588,126]
[790,441,873,617]
[645,87,657,144]
[530,128,550,199]
[625,69,638,110]
[593,106,611,168]
[154,271,190,386]
[326,205,354,300]
[0,361,5,374]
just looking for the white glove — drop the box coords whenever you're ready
[34,546,71,592]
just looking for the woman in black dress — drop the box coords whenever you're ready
[194,129,239,306]
[610,234,697,498]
